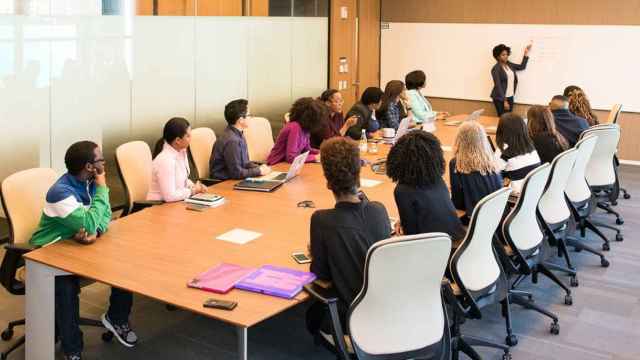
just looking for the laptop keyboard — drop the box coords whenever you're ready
[273,173,287,181]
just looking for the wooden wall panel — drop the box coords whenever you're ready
[357,0,381,96]
[136,0,243,16]
[330,0,357,108]
[198,0,243,16]
[249,0,269,16]
[381,0,640,25]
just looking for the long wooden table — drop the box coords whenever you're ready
[23,115,498,360]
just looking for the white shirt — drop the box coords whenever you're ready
[147,142,194,202]
[504,65,515,98]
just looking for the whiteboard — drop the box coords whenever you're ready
[381,23,640,112]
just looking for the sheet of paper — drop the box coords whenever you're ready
[360,178,382,188]
[441,145,453,152]
[216,229,262,245]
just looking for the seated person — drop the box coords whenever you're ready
[568,89,599,126]
[345,87,384,140]
[549,95,589,147]
[527,105,569,164]
[148,117,207,202]
[450,121,503,225]
[495,113,541,194]
[267,97,324,165]
[377,80,409,131]
[210,99,271,180]
[386,131,466,246]
[30,141,137,360]
[306,137,392,335]
[310,89,358,148]
[563,84,582,97]
[405,70,447,132]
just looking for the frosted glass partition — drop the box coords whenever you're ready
[0,14,328,208]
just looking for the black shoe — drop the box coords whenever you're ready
[64,353,82,360]
[101,313,138,348]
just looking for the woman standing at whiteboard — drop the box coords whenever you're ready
[490,43,532,116]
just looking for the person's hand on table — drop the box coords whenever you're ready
[191,181,207,195]
[436,112,450,120]
[314,154,321,163]
[259,164,272,176]
[73,228,97,245]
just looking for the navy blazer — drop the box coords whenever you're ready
[490,56,529,101]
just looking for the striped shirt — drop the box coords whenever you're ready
[495,148,541,194]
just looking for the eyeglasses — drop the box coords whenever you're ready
[297,200,315,209]
[91,158,105,164]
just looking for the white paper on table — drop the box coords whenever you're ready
[360,178,383,188]
[216,229,262,245]
[441,145,453,152]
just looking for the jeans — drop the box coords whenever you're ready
[493,96,515,116]
[55,275,133,355]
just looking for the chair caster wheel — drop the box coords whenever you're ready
[1,329,13,341]
[611,200,618,206]
[570,276,579,287]
[502,352,512,360]
[602,243,610,251]
[601,258,610,267]
[101,331,114,342]
[616,218,624,225]
[616,233,624,242]
[505,334,518,346]
[565,295,573,306]
[624,193,631,199]
[550,322,560,335]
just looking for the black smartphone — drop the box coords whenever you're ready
[292,252,311,264]
[203,298,237,310]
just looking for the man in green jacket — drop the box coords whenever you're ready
[31,141,137,360]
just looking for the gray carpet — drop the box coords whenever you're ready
[0,165,638,360]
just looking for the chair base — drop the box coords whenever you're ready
[509,293,560,335]
[452,335,511,360]
[566,236,610,267]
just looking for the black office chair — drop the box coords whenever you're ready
[0,168,109,360]
[499,163,561,337]
[448,187,513,359]
[305,233,453,360]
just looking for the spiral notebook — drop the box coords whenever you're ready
[234,265,316,299]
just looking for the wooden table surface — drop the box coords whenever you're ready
[24,115,498,329]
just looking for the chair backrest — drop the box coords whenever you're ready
[1,168,58,245]
[189,127,216,179]
[566,135,598,203]
[605,104,622,124]
[503,163,551,252]
[349,233,451,358]
[538,148,578,226]
[115,141,153,214]
[451,187,511,292]
[582,124,620,187]
[244,117,274,163]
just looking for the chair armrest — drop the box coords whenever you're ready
[5,243,37,255]
[0,243,37,295]
[130,200,163,215]
[303,283,351,360]
[199,178,223,186]
[441,279,467,321]
[304,282,338,304]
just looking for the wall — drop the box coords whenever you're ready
[380,0,640,161]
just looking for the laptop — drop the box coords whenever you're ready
[382,117,411,145]
[444,109,485,126]
[234,151,309,192]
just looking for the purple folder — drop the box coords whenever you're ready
[234,265,317,299]
[188,263,256,294]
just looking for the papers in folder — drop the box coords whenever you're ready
[235,265,317,299]
[187,263,256,294]
[185,193,225,207]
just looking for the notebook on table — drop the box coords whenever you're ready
[187,263,256,294]
[185,193,225,207]
[234,265,317,299]
[234,151,309,192]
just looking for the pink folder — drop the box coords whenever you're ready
[187,263,256,294]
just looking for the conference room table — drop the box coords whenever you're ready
[23,115,498,360]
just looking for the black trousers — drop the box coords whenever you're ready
[493,96,515,116]
[55,275,133,355]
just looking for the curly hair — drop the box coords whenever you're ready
[386,131,445,187]
[453,121,499,175]
[289,97,328,133]
[492,44,511,60]
[568,90,599,126]
[320,137,361,196]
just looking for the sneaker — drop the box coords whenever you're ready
[101,313,138,348]
[64,354,82,360]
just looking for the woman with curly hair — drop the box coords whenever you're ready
[386,131,465,244]
[450,121,503,225]
[267,97,327,165]
[527,105,568,164]
[306,137,391,336]
[568,89,599,126]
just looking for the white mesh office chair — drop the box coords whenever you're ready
[306,233,452,360]
[607,104,631,201]
[565,136,612,265]
[500,163,561,336]
[448,187,512,359]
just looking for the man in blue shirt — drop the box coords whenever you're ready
[549,95,589,147]
[210,99,271,180]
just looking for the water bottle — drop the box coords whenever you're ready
[359,129,368,153]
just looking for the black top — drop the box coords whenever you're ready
[531,132,565,164]
[210,126,261,180]
[551,109,589,147]
[449,158,504,223]
[490,56,529,101]
[345,102,373,140]
[310,200,391,306]
[394,181,466,244]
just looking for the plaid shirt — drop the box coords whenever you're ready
[384,101,402,130]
